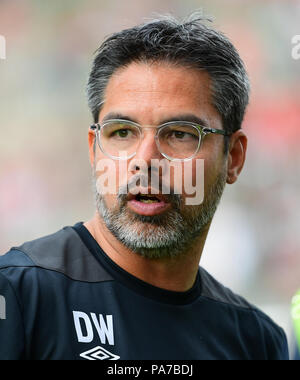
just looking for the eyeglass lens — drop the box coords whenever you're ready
[99,121,201,160]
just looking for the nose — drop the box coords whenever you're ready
[129,128,163,173]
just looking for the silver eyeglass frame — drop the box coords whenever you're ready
[90,119,230,162]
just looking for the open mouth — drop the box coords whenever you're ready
[127,191,171,216]
[135,194,161,203]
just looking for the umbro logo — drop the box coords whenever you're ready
[80,346,120,360]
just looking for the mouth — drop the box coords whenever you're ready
[127,191,171,216]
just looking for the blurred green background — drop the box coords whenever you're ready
[1,0,300,356]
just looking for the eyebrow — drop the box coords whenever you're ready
[102,112,210,128]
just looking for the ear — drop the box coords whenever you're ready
[226,130,247,184]
[88,128,96,167]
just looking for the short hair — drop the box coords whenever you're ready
[87,12,250,137]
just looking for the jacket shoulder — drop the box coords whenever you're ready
[0,226,112,283]
[199,266,289,359]
[0,248,34,268]
[200,266,253,309]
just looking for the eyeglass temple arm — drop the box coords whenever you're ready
[201,127,231,137]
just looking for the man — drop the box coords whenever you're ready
[0,14,289,360]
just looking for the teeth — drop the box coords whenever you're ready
[137,194,160,203]
[140,199,158,204]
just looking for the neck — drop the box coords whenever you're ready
[84,212,210,292]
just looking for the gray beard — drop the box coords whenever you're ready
[93,169,227,260]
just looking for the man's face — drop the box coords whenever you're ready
[91,62,228,259]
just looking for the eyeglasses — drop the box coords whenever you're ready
[90,119,230,161]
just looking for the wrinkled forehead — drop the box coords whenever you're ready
[98,62,222,129]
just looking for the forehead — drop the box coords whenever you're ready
[99,62,222,128]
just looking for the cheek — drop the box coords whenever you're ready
[201,139,226,187]
[103,193,117,210]
[178,155,224,201]
[94,156,122,207]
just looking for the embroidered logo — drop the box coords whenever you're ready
[80,346,120,360]
[73,311,115,345]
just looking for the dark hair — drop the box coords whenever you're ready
[87,12,250,138]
